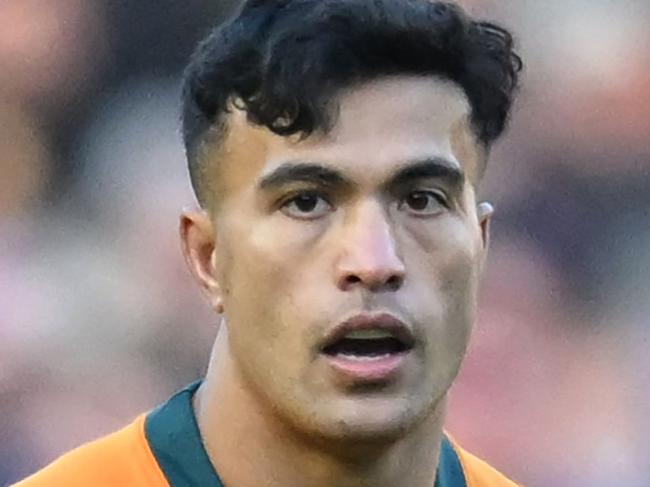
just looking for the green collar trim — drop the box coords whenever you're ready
[435,435,467,487]
[145,381,466,487]
[145,381,224,487]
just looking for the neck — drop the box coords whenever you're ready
[194,328,447,487]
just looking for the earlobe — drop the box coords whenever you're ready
[210,252,225,314]
[180,209,224,314]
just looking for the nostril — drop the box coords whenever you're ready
[386,274,404,291]
[386,275,402,289]
[345,275,362,285]
[341,273,403,291]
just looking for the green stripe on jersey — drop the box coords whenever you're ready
[435,435,467,487]
[145,381,225,487]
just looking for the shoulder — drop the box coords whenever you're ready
[12,414,168,487]
[447,435,524,487]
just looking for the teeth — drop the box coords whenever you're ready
[343,329,393,340]
[339,353,393,361]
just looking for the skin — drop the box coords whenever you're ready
[181,76,492,487]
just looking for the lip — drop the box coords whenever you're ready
[320,312,416,352]
[319,312,415,383]
[325,352,409,382]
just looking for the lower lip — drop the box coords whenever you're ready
[324,352,408,382]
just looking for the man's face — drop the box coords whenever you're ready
[191,76,489,442]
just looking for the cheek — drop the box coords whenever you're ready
[217,219,322,364]
[405,215,480,286]
[403,217,480,343]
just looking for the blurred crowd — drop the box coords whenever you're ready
[1,1,648,486]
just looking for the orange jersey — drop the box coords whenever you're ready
[14,382,522,487]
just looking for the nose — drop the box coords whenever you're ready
[335,200,406,292]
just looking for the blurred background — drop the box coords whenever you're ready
[1,0,648,485]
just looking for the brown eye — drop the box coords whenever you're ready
[294,195,319,212]
[281,192,332,219]
[400,191,446,216]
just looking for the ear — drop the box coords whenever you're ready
[476,202,493,269]
[180,208,224,314]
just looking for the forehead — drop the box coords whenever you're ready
[214,76,482,197]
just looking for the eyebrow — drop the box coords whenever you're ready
[258,157,464,192]
[258,162,347,190]
[387,158,465,191]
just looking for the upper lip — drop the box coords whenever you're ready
[320,312,416,352]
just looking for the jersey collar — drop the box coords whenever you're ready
[145,381,466,487]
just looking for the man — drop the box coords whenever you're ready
[16,0,523,485]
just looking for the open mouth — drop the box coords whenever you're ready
[322,331,411,358]
[319,326,414,381]
[319,314,415,380]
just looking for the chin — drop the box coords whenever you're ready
[296,394,433,447]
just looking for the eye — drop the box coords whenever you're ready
[399,190,447,216]
[280,192,333,219]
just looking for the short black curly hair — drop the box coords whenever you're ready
[182,0,522,204]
